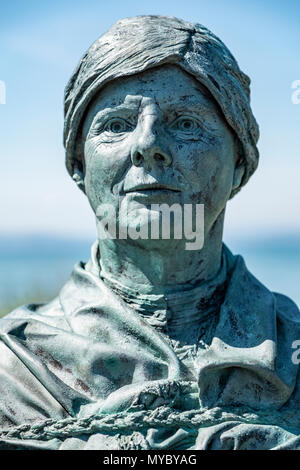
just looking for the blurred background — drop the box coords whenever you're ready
[0,0,299,316]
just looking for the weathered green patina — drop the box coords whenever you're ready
[0,16,299,450]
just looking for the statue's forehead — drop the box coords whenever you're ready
[85,65,217,117]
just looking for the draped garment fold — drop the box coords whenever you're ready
[0,243,299,450]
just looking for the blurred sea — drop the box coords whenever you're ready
[0,234,299,316]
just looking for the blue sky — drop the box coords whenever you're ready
[0,0,299,240]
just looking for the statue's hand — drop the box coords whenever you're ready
[98,380,198,415]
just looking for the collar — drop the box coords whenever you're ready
[87,241,230,331]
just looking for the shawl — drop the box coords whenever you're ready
[0,244,299,449]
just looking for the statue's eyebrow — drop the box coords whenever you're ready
[95,101,140,119]
[163,98,215,114]
[91,102,140,124]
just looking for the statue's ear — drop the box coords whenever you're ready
[229,137,245,198]
[231,163,245,197]
[72,158,86,193]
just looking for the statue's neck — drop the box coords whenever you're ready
[96,212,225,296]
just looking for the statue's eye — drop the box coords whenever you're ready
[104,118,131,133]
[173,116,199,132]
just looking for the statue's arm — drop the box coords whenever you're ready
[0,339,68,431]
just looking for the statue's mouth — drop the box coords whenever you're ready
[125,183,181,193]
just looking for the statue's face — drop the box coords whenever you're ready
[82,64,238,242]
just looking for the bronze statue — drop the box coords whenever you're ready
[0,16,299,450]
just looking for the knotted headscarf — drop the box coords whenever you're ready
[64,15,259,196]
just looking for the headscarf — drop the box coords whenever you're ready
[64,15,259,196]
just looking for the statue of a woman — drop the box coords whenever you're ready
[1,16,299,450]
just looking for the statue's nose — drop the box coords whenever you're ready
[131,115,172,168]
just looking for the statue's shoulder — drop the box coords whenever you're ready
[0,294,68,337]
[1,295,62,320]
[226,246,300,327]
[0,258,96,331]
[273,291,300,323]
[34,296,64,316]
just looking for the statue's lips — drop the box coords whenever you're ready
[124,184,181,193]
